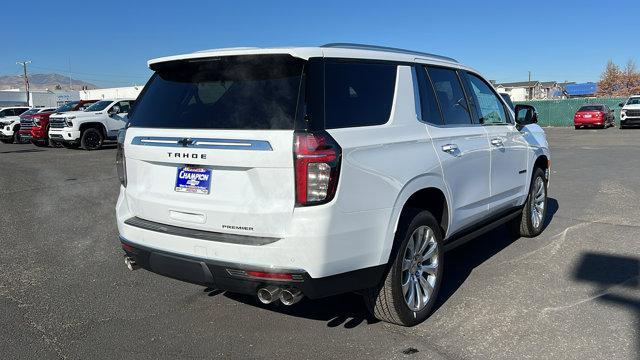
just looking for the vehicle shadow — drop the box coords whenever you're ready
[433,197,558,312]
[0,148,46,154]
[572,252,640,353]
[220,290,379,328]
[207,198,559,329]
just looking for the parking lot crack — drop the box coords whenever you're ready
[0,292,69,359]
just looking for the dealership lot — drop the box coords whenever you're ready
[1,127,639,359]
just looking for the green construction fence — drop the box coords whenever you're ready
[514,97,627,127]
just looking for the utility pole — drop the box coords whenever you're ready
[16,60,32,106]
[68,57,72,90]
[528,71,531,82]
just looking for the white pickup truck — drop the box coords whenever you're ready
[48,99,134,150]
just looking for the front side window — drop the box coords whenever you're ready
[426,67,472,125]
[324,62,397,129]
[466,73,508,125]
[116,101,133,113]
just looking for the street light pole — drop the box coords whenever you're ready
[16,60,32,106]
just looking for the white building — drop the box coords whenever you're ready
[0,90,79,107]
[79,86,143,100]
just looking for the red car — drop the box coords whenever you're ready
[19,100,98,146]
[574,104,615,129]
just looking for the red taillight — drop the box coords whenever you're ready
[245,271,294,280]
[294,131,341,206]
[595,112,602,117]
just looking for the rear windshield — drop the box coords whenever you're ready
[578,105,603,112]
[128,55,305,130]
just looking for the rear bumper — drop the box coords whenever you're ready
[120,236,385,299]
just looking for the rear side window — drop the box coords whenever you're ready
[427,67,473,125]
[128,55,305,130]
[324,62,396,129]
[416,66,444,125]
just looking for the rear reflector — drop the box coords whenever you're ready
[245,271,294,280]
[121,243,135,252]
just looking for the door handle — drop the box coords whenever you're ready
[441,144,458,153]
[490,138,504,147]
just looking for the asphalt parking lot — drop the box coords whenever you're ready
[1,127,639,359]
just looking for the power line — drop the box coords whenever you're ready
[29,65,150,80]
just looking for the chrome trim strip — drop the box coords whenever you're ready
[131,136,272,151]
[124,216,280,246]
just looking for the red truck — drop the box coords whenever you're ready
[19,100,98,146]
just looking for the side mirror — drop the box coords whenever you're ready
[619,102,624,107]
[109,105,121,115]
[514,104,538,125]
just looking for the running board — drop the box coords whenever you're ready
[443,209,522,252]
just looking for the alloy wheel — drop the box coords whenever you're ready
[401,225,439,312]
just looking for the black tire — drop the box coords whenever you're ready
[574,126,579,130]
[33,140,49,147]
[0,138,12,144]
[508,167,548,237]
[61,142,79,149]
[13,129,23,144]
[50,140,62,148]
[364,209,444,326]
[80,128,104,150]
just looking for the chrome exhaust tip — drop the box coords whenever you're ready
[279,288,303,306]
[124,256,140,271]
[257,286,282,304]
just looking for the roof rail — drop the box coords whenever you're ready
[321,43,458,63]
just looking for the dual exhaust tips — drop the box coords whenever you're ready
[257,285,303,306]
[124,256,302,305]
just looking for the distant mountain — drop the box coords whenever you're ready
[0,73,97,91]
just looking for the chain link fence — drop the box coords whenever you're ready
[514,97,627,126]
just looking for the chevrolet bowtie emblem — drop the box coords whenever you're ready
[177,138,194,147]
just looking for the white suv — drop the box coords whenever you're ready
[49,99,134,150]
[619,95,640,128]
[0,106,30,143]
[116,44,550,326]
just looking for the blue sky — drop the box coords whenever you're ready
[3,0,639,88]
